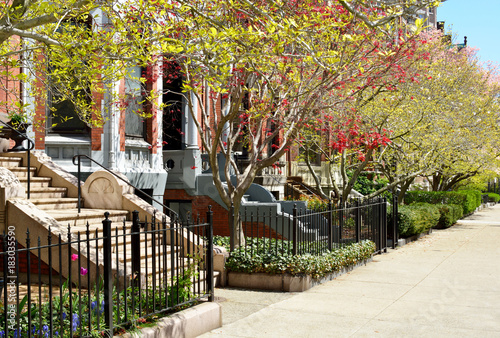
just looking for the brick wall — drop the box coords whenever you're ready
[165,189,230,236]
[0,241,58,277]
[165,189,286,239]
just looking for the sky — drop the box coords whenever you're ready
[438,0,500,65]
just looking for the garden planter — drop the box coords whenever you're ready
[227,257,372,292]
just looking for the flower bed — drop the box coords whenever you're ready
[224,240,375,280]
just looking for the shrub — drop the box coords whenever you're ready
[436,204,463,229]
[405,190,482,215]
[487,193,500,203]
[225,240,376,279]
[347,172,388,196]
[456,190,482,214]
[397,203,440,237]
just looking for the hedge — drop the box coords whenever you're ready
[436,204,463,229]
[486,193,500,203]
[405,190,482,215]
[397,203,440,238]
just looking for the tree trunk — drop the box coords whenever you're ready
[230,200,246,251]
[305,148,328,200]
[398,177,414,205]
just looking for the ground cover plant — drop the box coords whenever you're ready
[215,236,375,279]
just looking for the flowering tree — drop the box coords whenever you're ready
[359,31,500,199]
[297,30,432,202]
[0,0,441,247]
[142,0,441,246]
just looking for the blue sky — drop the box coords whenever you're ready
[438,0,500,65]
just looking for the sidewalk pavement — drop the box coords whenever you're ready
[201,204,500,337]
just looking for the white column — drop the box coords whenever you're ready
[185,91,198,149]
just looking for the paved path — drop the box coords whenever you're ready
[201,204,500,337]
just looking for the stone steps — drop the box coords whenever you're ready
[30,197,79,210]
[0,155,209,288]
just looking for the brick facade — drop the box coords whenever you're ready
[0,241,57,277]
[164,189,286,239]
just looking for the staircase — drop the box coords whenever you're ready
[0,153,214,292]
[285,176,323,200]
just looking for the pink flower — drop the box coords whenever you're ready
[71,254,79,261]
[80,267,88,276]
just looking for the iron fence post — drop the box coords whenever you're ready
[378,198,383,253]
[292,204,297,255]
[339,198,344,242]
[206,206,214,302]
[132,210,140,286]
[327,200,333,251]
[384,197,388,252]
[355,199,361,243]
[229,203,234,251]
[392,194,398,249]
[102,212,113,335]
[77,156,81,213]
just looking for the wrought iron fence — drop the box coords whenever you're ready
[0,208,214,337]
[231,197,388,256]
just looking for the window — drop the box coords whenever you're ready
[47,18,92,134]
[47,82,90,134]
[125,66,146,139]
[163,74,183,150]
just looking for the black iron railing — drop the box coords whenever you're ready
[72,154,178,217]
[0,121,35,199]
[0,208,214,337]
[231,197,389,256]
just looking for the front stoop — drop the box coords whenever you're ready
[117,302,222,338]
[227,258,373,292]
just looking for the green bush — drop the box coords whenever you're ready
[436,204,463,229]
[487,193,500,203]
[397,203,440,237]
[405,190,482,215]
[348,172,388,196]
[456,190,482,214]
[225,240,376,279]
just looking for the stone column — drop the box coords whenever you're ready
[182,92,201,190]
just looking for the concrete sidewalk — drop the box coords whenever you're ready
[201,204,500,337]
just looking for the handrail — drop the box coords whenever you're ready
[285,179,324,200]
[72,154,179,218]
[0,120,35,199]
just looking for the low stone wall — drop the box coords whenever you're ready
[227,258,372,292]
[116,302,221,338]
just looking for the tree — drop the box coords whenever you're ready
[0,0,442,248]
[358,30,500,199]
[146,0,444,248]
[298,27,432,203]
[0,0,160,126]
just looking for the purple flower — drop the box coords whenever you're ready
[72,313,80,332]
[80,267,88,276]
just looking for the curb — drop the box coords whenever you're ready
[116,302,222,338]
